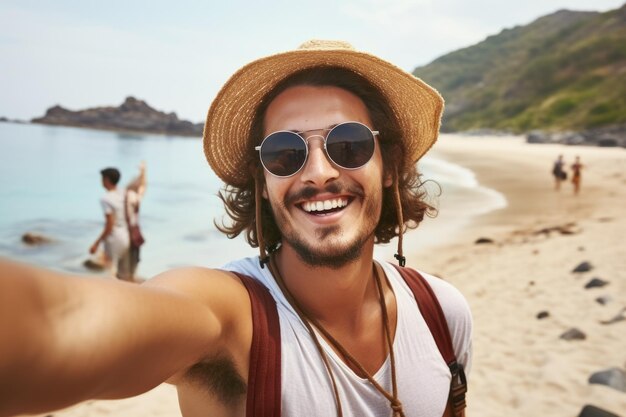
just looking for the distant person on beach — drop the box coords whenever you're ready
[0,40,472,417]
[571,155,584,195]
[124,162,147,281]
[552,154,566,190]
[89,167,132,280]
[89,164,146,281]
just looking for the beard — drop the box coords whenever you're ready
[271,181,381,269]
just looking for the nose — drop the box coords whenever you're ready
[299,134,340,186]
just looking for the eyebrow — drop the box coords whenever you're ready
[293,124,340,135]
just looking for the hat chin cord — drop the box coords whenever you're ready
[254,171,406,268]
[392,167,406,267]
[255,175,270,268]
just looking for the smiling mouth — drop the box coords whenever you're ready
[300,197,350,215]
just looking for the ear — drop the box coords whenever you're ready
[262,182,268,199]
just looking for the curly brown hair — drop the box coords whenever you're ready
[216,66,437,255]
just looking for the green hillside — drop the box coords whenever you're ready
[413,4,626,133]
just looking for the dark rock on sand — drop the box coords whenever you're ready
[572,261,593,273]
[474,237,494,244]
[577,404,621,417]
[560,328,586,341]
[585,278,609,289]
[536,311,550,319]
[595,296,612,305]
[22,232,52,245]
[32,97,203,137]
[589,367,626,393]
[535,223,579,236]
[600,308,626,325]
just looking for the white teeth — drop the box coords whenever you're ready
[303,198,348,213]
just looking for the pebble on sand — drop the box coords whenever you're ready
[588,367,626,393]
[559,328,586,341]
[572,261,593,273]
[585,278,609,289]
[577,404,621,417]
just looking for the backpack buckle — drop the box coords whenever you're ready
[448,361,467,417]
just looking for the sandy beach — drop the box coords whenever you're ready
[27,135,626,417]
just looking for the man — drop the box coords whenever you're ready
[89,167,132,280]
[0,40,472,417]
[552,154,566,191]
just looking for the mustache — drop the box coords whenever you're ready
[284,181,364,207]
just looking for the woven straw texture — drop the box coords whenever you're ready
[203,40,444,187]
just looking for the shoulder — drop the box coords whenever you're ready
[386,264,473,373]
[419,271,472,325]
[146,266,253,329]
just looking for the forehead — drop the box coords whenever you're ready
[263,85,372,135]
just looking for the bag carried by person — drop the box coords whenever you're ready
[124,190,145,248]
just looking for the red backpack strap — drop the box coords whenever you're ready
[233,272,282,417]
[393,265,467,417]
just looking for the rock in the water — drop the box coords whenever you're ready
[474,237,494,244]
[572,261,593,273]
[83,259,105,272]
[585,278,609,289]
[578,405,621,417]
[595,296,612,305]
[22,232,52,245]
[560,328,586,341]
[588,367,626,393]
[536,311,550,319]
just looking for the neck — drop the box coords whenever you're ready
[273,240,378,327]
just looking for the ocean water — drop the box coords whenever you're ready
[0,122,505,277]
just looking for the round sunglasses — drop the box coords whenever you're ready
[255,121,379,177]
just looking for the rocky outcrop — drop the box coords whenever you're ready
[31,97,203,137]
[526,124,626,147]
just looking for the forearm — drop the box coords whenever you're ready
[0,260,222,416]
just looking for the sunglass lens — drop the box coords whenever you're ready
[260,132,307,177]
[326,123,375,169]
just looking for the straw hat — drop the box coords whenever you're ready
[203,40,444,187]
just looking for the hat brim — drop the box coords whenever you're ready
[204,47,444,187]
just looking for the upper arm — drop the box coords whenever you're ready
[0,261,251,416]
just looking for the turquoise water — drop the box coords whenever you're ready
[0,122,505,277]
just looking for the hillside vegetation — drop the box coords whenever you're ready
[413,4,626,133]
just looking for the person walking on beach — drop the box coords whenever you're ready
[571,155,583,195]
[552,154,566,191]
[89,167,131,280]
[0,40,472,417]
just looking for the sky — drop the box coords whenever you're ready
[1,0,624,123]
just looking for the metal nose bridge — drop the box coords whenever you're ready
[303,133,328,148]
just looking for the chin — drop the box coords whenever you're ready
[286,231,373,270]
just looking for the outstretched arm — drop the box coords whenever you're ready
[126,161,147,198]
[0,259,250,417]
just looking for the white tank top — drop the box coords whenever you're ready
[224,257,472,417]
